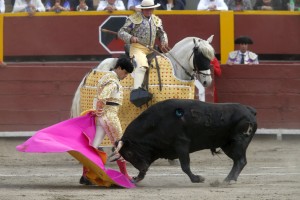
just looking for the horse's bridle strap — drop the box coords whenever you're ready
[165,46,194,80]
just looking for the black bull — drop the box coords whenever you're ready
[115,99,257,183]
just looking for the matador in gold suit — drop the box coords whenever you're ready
[118,0,168,103]
[80,57,134,185]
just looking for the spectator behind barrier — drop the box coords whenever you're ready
[226,0,253,10]
[197,0,228,10]
[253,0,284,10]
[70,0,93,11]
[0,0,5,13]
[13,0,45,14]
[154,0,186,10]
[76,0,88,11]
[127,0,142,11]
[283,0,300,10]
[227,36,259,65]
[97,0,126,11]
[45,0,70,12]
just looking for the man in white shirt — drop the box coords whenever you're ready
[227,36,259,65]
[12,0,45,13]
[127,0,143,11]
[97,0,126,11]
[0,0,5,13]
[197,0,228,10]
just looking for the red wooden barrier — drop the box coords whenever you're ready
[216,63,300,129]
[0,62,299,132]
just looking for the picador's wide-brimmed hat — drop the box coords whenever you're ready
[136,0,160,9]
[234,36,254,44]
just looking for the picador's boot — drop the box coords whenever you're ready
[79,166,93,185]
[117,160,132,181]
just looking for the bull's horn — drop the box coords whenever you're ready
[108,151,117,159]
[108,141,124,162]
[115,141,124,153]
[109,153,121,162]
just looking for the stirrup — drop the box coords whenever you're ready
[130,88,153,107]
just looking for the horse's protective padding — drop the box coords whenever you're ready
[80,56,195,146]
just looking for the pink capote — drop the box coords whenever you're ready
[16,112,135,189]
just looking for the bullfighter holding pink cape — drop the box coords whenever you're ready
[16,57,135,188]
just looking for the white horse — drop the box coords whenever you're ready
[71,36,215,118]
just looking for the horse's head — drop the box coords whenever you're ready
[191,36,215,87]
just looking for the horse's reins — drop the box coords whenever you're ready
[164,46,194,80]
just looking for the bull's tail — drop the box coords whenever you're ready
[210,148,222,156]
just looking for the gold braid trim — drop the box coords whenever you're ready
[129,12,162,27]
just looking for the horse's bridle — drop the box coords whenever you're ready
[165,46,211,81]
[190,46,212,77]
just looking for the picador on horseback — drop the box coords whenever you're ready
[118,0,169,107]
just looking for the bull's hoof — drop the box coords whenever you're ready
[131,176,143,183]
[191,175,205,183]
[79,176,93,185]
[223,176,237,184]
[223,179,236,185]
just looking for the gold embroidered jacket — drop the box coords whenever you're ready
[96,71,123,105]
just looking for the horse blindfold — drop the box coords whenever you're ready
[193,47,211,71]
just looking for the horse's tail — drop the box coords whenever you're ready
[70,76,86,118]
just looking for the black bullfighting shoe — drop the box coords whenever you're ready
[79,176,93,185]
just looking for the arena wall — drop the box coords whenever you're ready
[0,62,299,133]
[215,63,300,129]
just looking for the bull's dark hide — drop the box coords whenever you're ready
[117,99,257,184]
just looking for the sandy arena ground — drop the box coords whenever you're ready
[0,135,299,200]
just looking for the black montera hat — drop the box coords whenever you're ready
[234,36,253,44]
